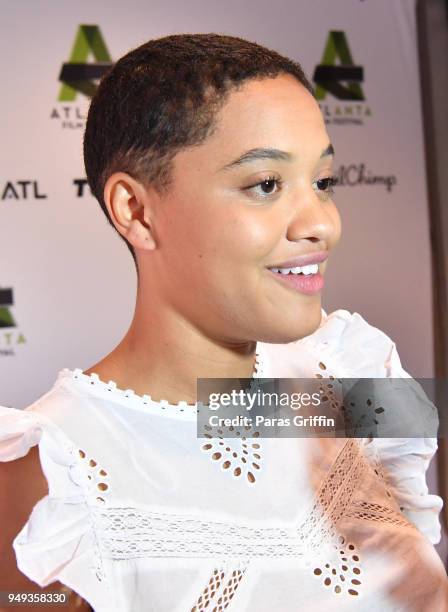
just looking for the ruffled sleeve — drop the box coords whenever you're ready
[0,404,94,590]
[304,309,444,545]
[0,405,44,461]
[362,338,443,546]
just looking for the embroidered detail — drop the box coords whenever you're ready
[341,393,387,438]
[91,440,371,561]
[77,448,110,505]
[252,350,265,378]
[68,354,263,415]
[198,376,264,484]
[200,424,262,484]
[297,440,367,551]
[75,448,110,581]
[76,437,413,592]
[191,569,224,611]
[190,566,247,612]
[70,369,197,414]
[345,500,415,529]
[95,506,311,558]
[312,536,362,597]
[314,363,344,413]
[313,361,391,438]
[364,448,395,499]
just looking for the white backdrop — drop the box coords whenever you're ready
[1,0,445,558]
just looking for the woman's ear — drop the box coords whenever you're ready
[103,172,157,250]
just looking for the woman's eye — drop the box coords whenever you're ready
[243,175,336,201]
[244,176,283,199]
[313,176,337,197]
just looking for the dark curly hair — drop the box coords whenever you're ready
[83,33,314,273]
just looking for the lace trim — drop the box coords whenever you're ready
[83,437,417,601]
[296,440,367,550]
[91,440,370,560]
[190,537,365,606]
[95,505,314,559]
[345,500,416,530]
[60,350,264,416]
[190,566,247,611]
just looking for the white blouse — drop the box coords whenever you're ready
[1,308,447,611]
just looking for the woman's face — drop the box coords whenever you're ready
[143,74,342,345]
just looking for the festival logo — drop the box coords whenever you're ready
[0,287,26,356]
[50,25,112,130]
[313,31,372,125]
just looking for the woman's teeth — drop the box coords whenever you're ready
[270,264,319,275]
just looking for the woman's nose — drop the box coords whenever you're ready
[285,189,340,247]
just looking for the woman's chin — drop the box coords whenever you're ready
[255,306,323,345]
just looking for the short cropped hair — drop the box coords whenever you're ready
[83,33,314,273]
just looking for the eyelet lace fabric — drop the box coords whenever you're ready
[88,439,414,562]
[190,565,248,612]
[81,436,419,606]
[3,309,446,611]
[65,338,419,589]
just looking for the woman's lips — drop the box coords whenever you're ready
[267,250,328,269]
[266,268,324,295]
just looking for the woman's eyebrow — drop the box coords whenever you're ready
[219,144,334,172]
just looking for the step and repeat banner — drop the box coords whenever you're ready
[1,0,442,545]
[1,0,432,403]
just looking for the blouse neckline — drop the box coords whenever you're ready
[57,347,266,420]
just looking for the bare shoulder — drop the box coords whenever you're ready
[0,446,49,590]
[0,448,92,611]
[0,444,48,516]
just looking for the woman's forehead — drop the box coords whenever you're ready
[206,76,328,153]
[179,78,328,172]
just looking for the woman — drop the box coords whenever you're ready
[1,33,447,611]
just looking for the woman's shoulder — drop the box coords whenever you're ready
[0,442,48,559]
[0,372,78,463]
[0,366,123,464]
[0,393,95,594]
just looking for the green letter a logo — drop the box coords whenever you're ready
[0,288,16,328]
[313,31,365,101]
[58,25,112,101]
